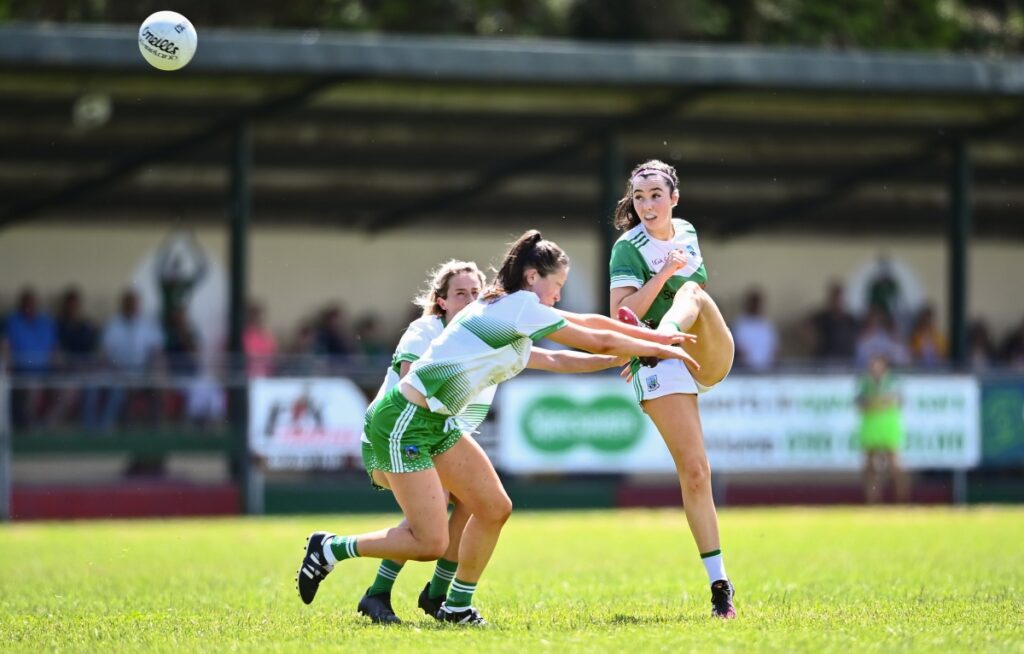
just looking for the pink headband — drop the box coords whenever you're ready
[631,168,673,187]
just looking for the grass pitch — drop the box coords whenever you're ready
[1,507,1021,653]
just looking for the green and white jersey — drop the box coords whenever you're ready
[361,314,497,443]
[405,291,567,416]
[609,218,708,325]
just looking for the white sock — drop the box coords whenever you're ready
[701,550,727,584]
[322,536,338,566]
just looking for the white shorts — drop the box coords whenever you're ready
[629,357,712,403]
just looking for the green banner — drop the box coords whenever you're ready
[981,380,1024,467]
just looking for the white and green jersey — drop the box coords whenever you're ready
[361,314,496,443]
[405,291,567,416]
[609,218,708,325]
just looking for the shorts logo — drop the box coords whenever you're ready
[645,375,660,392]
[402,445,421,460]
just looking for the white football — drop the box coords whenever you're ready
[138,11,197,71]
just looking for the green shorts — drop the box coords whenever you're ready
[365,386,461,474]
[361,440,389,491]
[859,409,904,451]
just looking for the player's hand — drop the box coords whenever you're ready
[659,249,688,275]
[655,344,700,370]
[647,331,698,347]
[620,362,635,383]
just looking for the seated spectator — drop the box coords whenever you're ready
[316,303,353,369]
[732,288,778,371]
[90,289,164,432]
[243,301,277,378]
[965,319,995,371]
[1001,317,1024,369]
[354,313,388,358]
[165,306,224,427]
[4,287,57,430]
[805,281,859,365]
[908,304,947,368]
[280,321,320,376]
[48,287,99,427]
[856,307,909,368]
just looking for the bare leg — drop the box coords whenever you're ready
[369,469,469,565]
[659,282,735,387]
[886,451,911,503]
[643,393,720,552]
[433,434,513,584]
[351,468,451,562]
[864,450,883,504]
[444,496,472,562]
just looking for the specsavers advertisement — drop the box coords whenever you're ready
[498,375,980,473]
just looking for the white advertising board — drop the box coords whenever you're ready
[248,378,367,470]
[498,375,980,473]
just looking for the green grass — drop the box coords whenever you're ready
[1,507,1022,653]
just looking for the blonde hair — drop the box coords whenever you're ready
[413,260,486,317]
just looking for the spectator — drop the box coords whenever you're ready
[856,353,910,504]
[48,287,99,427]
[281,322,320,376]
[92,289,164,432]
[866,255,905,328]
[243,302,277,378]
[855,307,909,368]
[967,319,996,371]
[354,313,388,358]
[1001,317,1024,369]
[165,306,223,427]
[316,303,353,368]
[731,288,778,371]
[4,287,57,430]
[908,304,947,368]
[805,282,859,364]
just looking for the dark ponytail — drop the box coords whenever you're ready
[482,229,569,300]
[612,159,680,231]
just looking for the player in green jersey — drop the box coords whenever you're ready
[609,159,738,619]
[298,231,700,625]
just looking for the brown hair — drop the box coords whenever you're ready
[482,230,569,301]
[413,260,486,318]
[612,159,680,231]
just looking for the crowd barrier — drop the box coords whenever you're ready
[2,363,1022,519]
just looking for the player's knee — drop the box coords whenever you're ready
[680,457,711,495]
[416,533,450,561]
[479,494,513,525]
[675,281,704,305]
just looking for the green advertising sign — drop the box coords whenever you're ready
[981,380,1024,466]
[520,394,645,453]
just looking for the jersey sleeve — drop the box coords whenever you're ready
[391,318,435,372]
[515,294,568,342]
[609,240,647,290]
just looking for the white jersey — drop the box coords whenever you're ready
[405,291,567,415]
[361,314,497,443]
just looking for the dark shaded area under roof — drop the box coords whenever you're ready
[0,22,1022,239]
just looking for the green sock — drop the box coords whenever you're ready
[445,577,477,609]
[327,535,360,562]
[367,559,403,595]
[428,558,458,599]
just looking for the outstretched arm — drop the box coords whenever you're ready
[545,321,699,370]
[527,347,627,373]
[557,309,696,346]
